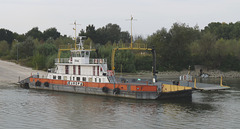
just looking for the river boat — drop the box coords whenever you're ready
[19,33,193,100]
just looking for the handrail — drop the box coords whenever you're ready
[55,58,107,64]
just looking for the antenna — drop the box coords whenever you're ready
[78,36,86,50]
[71,21,81,50]
[126,15,137,48]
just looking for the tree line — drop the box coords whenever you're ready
[0,21,240,72]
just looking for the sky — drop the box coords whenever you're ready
[1,0,240,38]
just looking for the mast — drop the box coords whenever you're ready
[72,21,81,50]
[127,15,136,49]
[131,15,133,48]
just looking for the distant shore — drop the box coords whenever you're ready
[116,70,240,79]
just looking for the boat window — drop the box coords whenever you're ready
[99,78,101,83]
[95,78,97,82]
[86,51,89,56]
[89,78,92,82]
[73,77,75,81]
[81,51,84,57]
[77,77,80,81]
[58,76,61,80]
[53,75,56,79]
[83,77,86,81]
[63,76,67,80]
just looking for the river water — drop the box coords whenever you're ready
[0,78,240,129]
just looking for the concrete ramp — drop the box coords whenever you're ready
[179,81,230,91]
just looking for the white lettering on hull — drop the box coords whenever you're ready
[67,81,83,86]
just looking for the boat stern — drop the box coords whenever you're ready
[157,84,193,99]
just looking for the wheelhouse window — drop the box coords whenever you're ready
[53,75,56,79]
[77,77,80,81]
[58,76,61,80]
[83,77,86,82]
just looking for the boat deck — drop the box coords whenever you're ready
[179,81,230,91]
[116,77,230,91]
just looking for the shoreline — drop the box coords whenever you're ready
[0,59,239,84]
[116,70,240,79]
[0,60,47,83]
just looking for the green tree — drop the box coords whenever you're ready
[36,42,58,56]
[85,24,97,43]
[13,32,25,42]
[204,22,240,40]
[135,54,152,71]
[0,40,9,56]
[148,23,200,71]
[189,32,216,67]
[115,50,136,72]
[25,27,43,40]
[167,23,200,70]
[147,28,169,71]
[96,23,121,44]
[18,37,36,58]
[32,52,46,70]
[120,31,131,43]
[43,28,60,40]
[0,28,14,45]
[54,36,74,48]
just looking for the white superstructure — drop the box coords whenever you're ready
[47,49,111,83]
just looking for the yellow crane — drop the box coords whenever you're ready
[110,15,157,80]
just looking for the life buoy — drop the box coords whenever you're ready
[35,81,41,87]
[102,86,109,93]
[44,82,49,87]
[113,88,120,95]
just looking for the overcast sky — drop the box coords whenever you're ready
[1,0,240,38]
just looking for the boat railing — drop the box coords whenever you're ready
[107,70,116,83]
[89,58,107,64]
[55,58,107,64]
[55,58,69,63]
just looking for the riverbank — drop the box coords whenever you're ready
[116,70,240,79]
[0,60,47,83]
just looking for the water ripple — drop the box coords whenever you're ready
[0,79,240,129]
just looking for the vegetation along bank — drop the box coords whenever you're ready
[0,22,240,73]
